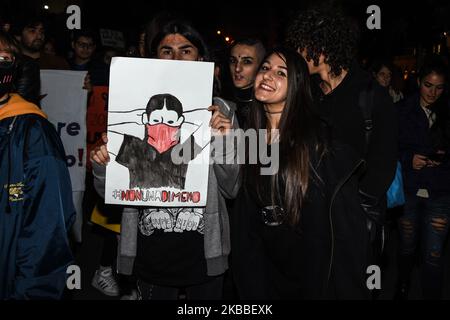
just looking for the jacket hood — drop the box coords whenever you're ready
[0,94,47,121]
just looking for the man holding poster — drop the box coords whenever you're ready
[91,20,239,300]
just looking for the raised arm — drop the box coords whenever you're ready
[107,108,145,136]
[209,98,241,199]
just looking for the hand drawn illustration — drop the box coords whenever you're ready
[105,57,214,207]
[111,93,203,190]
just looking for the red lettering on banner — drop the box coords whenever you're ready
[117,189,201,203]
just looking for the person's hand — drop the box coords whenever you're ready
[90,132,109,165]
[83,73,93,92]
[139,209,158,236]
[150,210,174,232]
[427,160,441,167]
[174,209,202,233]
[427,150,445,167]
[208,105,232,136]
[412,154,428,170]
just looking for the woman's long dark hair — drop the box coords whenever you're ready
[248,47,327,226]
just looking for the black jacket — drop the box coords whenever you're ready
[398,93,450,196]
[232,141,371,299]
[313,62,398,199]
[232,86,253,130]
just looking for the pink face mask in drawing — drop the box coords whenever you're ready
[142,96,185,154]
[146,123,180,154]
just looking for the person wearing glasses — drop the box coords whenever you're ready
[0,30,75,299]
[68,29,100,93]
[69,29,97,71]
[232,47,372,299]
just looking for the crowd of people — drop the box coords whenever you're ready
[0,5,449,300]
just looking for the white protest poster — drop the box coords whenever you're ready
[105,57,214,207]
[40,70,88,191]
[40,70,88,242]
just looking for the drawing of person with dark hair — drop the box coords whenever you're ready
[108,93,202,190]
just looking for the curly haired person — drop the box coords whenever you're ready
[286,7,398,297]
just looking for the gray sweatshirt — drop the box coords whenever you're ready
[92,98,240,277]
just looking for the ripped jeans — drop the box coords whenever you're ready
[397,193,450,299]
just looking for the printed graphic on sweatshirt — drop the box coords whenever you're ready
[139,207,205,236]
[4,182,24,202]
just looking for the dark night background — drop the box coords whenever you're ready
[1,0,449,96]
[2,0,449,58]
[1,0,449,301]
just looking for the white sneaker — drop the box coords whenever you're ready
[91,266,120,297]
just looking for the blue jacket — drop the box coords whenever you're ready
[0,94,75,299]
[398,93,450,196]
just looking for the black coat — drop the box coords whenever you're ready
[398,93,450,196]
[312,62,398,199]
[232,141,371,299]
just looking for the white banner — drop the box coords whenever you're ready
[105,57,214,207]
[40,70,88,192]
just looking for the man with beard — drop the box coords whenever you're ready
[8,16,70,105]
[13,16,69,70]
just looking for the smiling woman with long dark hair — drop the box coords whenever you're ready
[246,47,326,227]
[232,47,372,299]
